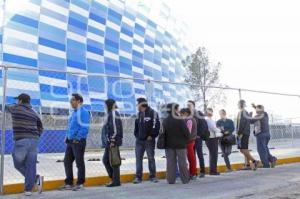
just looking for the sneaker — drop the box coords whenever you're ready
[271,157,277,168]
[253,160,259,171]
[106,183,121,187]
[241,165,251,170]
[35,175,44,194]
[209,172,220,176]
[133,178,142,184]
[72,184,84,191]
[24,191,32,196]
[190,176,197,180]
[226,169,233,173]
[199,173,205,178]
[58,184,73,191]
[149,177,158,183]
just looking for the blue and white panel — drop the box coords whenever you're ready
[2,0,41,106]
[66,0,89,73]
[38,0,69,109]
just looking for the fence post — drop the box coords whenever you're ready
[238,89,242,100]
[0,66,8,195]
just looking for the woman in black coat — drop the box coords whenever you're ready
[102,99,123,187]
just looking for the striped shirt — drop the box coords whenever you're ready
[6,104,43,141]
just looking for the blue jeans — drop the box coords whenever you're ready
[12,138,39,191]
[135,139,156,180]
[195,138,205,174]
[256,133,275,168]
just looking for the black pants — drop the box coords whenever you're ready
[195,138,205,174]
[206,138,219,173]
[103,146,121,184]
[64,139,86,185]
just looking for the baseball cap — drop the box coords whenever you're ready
[14,93,31,103]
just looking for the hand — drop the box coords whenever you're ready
[73,140,79,144]
[147,136,153,141]
[110,142,115,148]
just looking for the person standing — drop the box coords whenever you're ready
[250,104,277,168]
[216,109,235,172]
[164,103,190,184]
[187,100,208,178]
[133,98,160,184]
[236,100,259,170]
[180,108,197,180]
[60,93,91,191]
[6,93,44,196]
[102,99,123,187]
[205,108,222,175]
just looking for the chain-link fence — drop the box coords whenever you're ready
[1,65,300,193]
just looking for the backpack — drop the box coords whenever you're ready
[195,111,210,141]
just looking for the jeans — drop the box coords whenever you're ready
[206,138,219,173]
[256,133,275,168]
[64,139,86,185]
[220,143,232,170]
[12,138,39,191]
[103,146,120,184]
[135,139,156,180]
[195,138,205,174]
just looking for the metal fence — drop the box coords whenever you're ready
[1,64,300,194]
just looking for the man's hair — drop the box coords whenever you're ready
[72,93,83,103]
[238,99,246,108]
[137,97,148,107]
[188,100,195,106]
[206,108,214,113]
[105,99,117,111]
[219,109,226,115]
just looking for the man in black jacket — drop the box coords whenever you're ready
[133,98,160,184]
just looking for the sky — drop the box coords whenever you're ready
[169,0,300,121]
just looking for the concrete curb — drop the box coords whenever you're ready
[4,156,300,195]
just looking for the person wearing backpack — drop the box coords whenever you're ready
[187,100,209,178]
[102,99,123,187]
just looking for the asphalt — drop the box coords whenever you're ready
[3,162,300,199]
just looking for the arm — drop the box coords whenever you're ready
[180,119,190,140]
[227,120,235,134]
[150,111,160,138]
[134,117,139,138]
[75,109,90,141]
[37,116,44,136]
[112,112,123,146]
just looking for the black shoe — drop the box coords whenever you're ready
[106,183,121,187]
[271,157,277,168]
[199,173,205,178]
[149,177,159,183]
[209,172,220,176]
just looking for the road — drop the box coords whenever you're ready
[4,162,300,199]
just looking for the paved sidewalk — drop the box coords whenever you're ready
[4,162,300,199]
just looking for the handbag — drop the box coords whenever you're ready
[109,146,121,167]
[221,134,237,145]
[157,129,166,149]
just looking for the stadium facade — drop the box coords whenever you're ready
[0,0,191,114]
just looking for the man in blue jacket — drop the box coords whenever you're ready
[59,93,90,191]
[133,98,160,184]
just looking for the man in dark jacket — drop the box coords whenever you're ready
[133,98,160,184]
[250,104,277,168]
[187,100,208,178]
[102,99,123,187]
[6,93,44,196]
[236,100,258,170]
